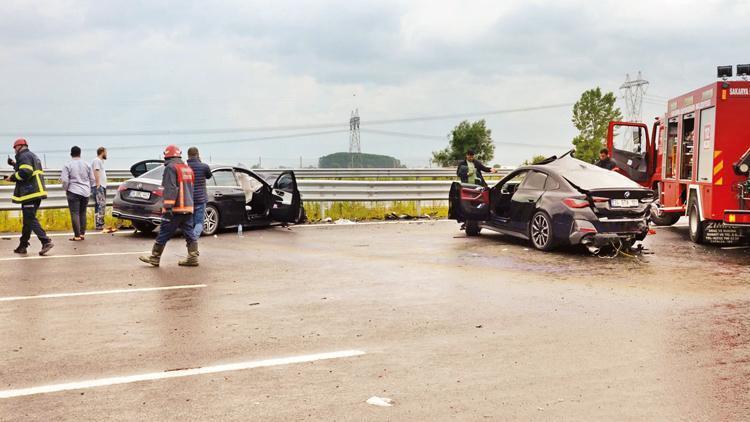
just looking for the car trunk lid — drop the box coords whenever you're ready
[118,177,163,205]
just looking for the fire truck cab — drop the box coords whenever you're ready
[607,75,750,245]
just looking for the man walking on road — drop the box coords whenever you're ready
[139,145,200,267]
[61,146,93,241]
[3,139,54,255]
[186,147,212,238]
[91,146,108,231]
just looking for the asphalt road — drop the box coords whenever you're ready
[0,220,748,421]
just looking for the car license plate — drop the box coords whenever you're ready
[611,199,639,208]
[128,190,150,200]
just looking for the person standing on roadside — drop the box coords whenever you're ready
[91,146,108,231]
[61,146,93,241]
[186,147,212,238]
[139,145,199,267]
[457,149,497,186]
[3,139,54,255]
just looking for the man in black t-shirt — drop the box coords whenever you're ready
[595,148,617,170]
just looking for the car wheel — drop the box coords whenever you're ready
[529,211,556,251]
[203,204,220,236]
[689,202,705,244]
[132,221,156,233]
[465,220,481,236]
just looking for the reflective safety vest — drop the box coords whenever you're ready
[11,149,47,204]
[162,160,195,214]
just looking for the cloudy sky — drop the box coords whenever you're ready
[1,0,748,168]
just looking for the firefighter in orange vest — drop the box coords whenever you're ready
[139,145,199,267]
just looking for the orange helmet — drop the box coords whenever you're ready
[13,138,27,148]
[163,144,182,159]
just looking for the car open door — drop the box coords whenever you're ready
[448,182,491,222]
[130,160,165,178]
[607,121,651,184]
[269,171,302,223]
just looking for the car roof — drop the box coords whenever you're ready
[510,155,642,190]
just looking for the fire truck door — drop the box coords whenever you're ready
[608,122,650,183]
[696,107,716,183]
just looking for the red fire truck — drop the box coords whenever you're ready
[606,68,750,244]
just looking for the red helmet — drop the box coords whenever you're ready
[163,144,182,159]
[13,138,27,148]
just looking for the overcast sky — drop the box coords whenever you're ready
[1,0,748,168]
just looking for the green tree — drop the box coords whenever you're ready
[432,120,494,167]
[571,88,622,163]
[523,154,547,165]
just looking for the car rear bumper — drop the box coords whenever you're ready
[112,196,163,224]
[569,218,648,245]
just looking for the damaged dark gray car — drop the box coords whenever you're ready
[449,153,656,252]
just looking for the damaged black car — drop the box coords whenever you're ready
[449,152,656,252]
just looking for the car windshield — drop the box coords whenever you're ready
[544,155,641,190]
[140,165,165,181]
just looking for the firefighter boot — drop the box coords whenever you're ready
[178,242,199,267]
[139,243,165,267]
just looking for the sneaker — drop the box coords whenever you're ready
[39,242,55,256]
[13,245,27,254]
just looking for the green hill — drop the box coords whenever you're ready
[318,152,405,168]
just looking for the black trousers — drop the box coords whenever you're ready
[66,192,89,237]
[20,200,50,246]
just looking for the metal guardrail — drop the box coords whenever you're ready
[1,167,512,180]
[0,180,463,211]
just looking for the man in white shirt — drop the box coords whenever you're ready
[61,146,93,241]
[91,146,108,231]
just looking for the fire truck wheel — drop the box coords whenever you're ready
[650,209,681,226]
[688,203,705,244]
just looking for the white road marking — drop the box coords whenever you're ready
[0,251,148,262]
[1,230,135,239]
[0,284,206,302]
[0,349,366,399]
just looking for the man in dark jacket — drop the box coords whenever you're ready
[456,149,496,186]
[139,145,199,267]
[4,139,54,255]
[595,148,617,170]
[186,147,212,238]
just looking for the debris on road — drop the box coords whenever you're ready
[334,218,355,225]
[366,396,393,407]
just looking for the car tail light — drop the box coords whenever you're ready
[563,197,590,209]
[592,196,609,203]
[152,187,164,197]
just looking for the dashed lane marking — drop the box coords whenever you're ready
[0,251,149,262]
[0,284,207,302]
[0,350,366,399]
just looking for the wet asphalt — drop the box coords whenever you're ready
[0,220,748,421]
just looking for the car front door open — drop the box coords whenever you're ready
[269,171,302,223]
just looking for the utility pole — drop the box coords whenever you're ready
[620,71,649,122]
[349,109,361,168]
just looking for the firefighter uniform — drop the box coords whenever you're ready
[7,140,53,255]
[139,145,199,267]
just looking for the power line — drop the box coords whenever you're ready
[0,103,574,138]
[34,129,349,154]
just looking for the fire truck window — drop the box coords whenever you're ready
[665,119,678,179]
[680,114,695,180]
[612,126,645,155]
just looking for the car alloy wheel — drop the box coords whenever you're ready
[203,205,219,236]
[530,211,555,251]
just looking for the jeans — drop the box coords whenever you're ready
[66,191,89,237]
[155,212,198,246]
[94,186,106,229]
[19,200,50,246]
[192,203,206,238]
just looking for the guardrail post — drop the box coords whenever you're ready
[416,201,422,216]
